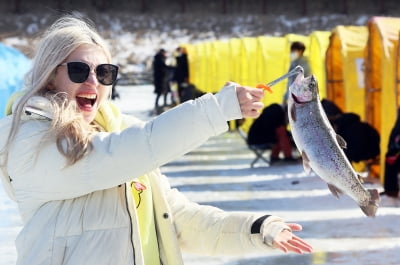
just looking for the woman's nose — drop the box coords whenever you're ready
[85,70,98,85]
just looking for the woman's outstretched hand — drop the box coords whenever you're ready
[272,223,313,254]
[230,82,265,118]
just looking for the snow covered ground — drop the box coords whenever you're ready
[1,85,399,265]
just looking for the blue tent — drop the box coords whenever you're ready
[0,42,31,118]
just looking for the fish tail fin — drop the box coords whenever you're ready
[360,189,380,217]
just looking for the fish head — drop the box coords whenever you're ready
[289,71,319,104]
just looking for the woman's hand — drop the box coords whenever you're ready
[272,223,313,254]
[230,82,264,118]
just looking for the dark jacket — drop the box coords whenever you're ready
[335,113,380,162]
[152,51,169,94]
[386,113,400,156]
[173,53,189,84]
[247,104,286,146]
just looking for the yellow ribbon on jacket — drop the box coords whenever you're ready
[95,101,161,265]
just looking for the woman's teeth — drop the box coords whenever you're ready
[76,94,97,107]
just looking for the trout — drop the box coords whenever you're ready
[287,68,380,217]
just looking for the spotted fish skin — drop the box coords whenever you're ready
[287,69,380,217]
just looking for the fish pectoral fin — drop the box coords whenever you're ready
[301,151,311,174]
[327,183,343,199]
[336,134,347,149]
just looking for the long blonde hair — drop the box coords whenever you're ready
[2,14,113,166]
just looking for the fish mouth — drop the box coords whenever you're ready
[289,71,306,104]
[291,93,303,104]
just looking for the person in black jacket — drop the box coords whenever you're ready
[247,103,297,163]
[334,112,380,163]
[320,99,380,164]
[382,111,400,198]
[172,46,189,102]
[152,48,171,112]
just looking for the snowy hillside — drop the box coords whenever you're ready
[0,11,375,76]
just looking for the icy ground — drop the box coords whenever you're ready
[1,85,400,265]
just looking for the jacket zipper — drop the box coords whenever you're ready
[124,184,136,264]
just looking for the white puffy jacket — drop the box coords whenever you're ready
[0,85,286,265]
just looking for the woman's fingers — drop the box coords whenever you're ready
[273,228,313,254]
[236,85,264,118]
[286,223,303,232]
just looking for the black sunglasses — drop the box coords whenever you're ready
[58,61,119,86]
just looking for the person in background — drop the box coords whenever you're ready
[0,14,312,265]
[333,112,380,164]
[172,46,189,102]
[320,99,380,167]
[321,98,343,124]
[382,111,400,198]
[283,41,311,107]
[152,48,171,113]
[247,103,298,163]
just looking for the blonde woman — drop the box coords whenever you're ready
[0,15,312,265]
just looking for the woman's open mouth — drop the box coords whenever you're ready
[76,94,97,111]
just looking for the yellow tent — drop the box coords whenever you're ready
[309,31,331,99]
[239,36,288,133]
[256,36,288,107]
[325,26,369,119]
[203,41,216,93]
[365,16,400,181]
[190,41,216,93]
[185,42,203,92]
[229,38,243,85]
[239,37,259,87]
[397,32,400,106]
[204,41,218,92]
[212,40,231,90]
[185,40,236,93]
[182,43,197,86]
[241,34,312,134]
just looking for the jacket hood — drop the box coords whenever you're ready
[22,96,54,121]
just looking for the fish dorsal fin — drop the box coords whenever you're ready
[336,134,347,149]
[327,183,343,199]
[301,151,311,174]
